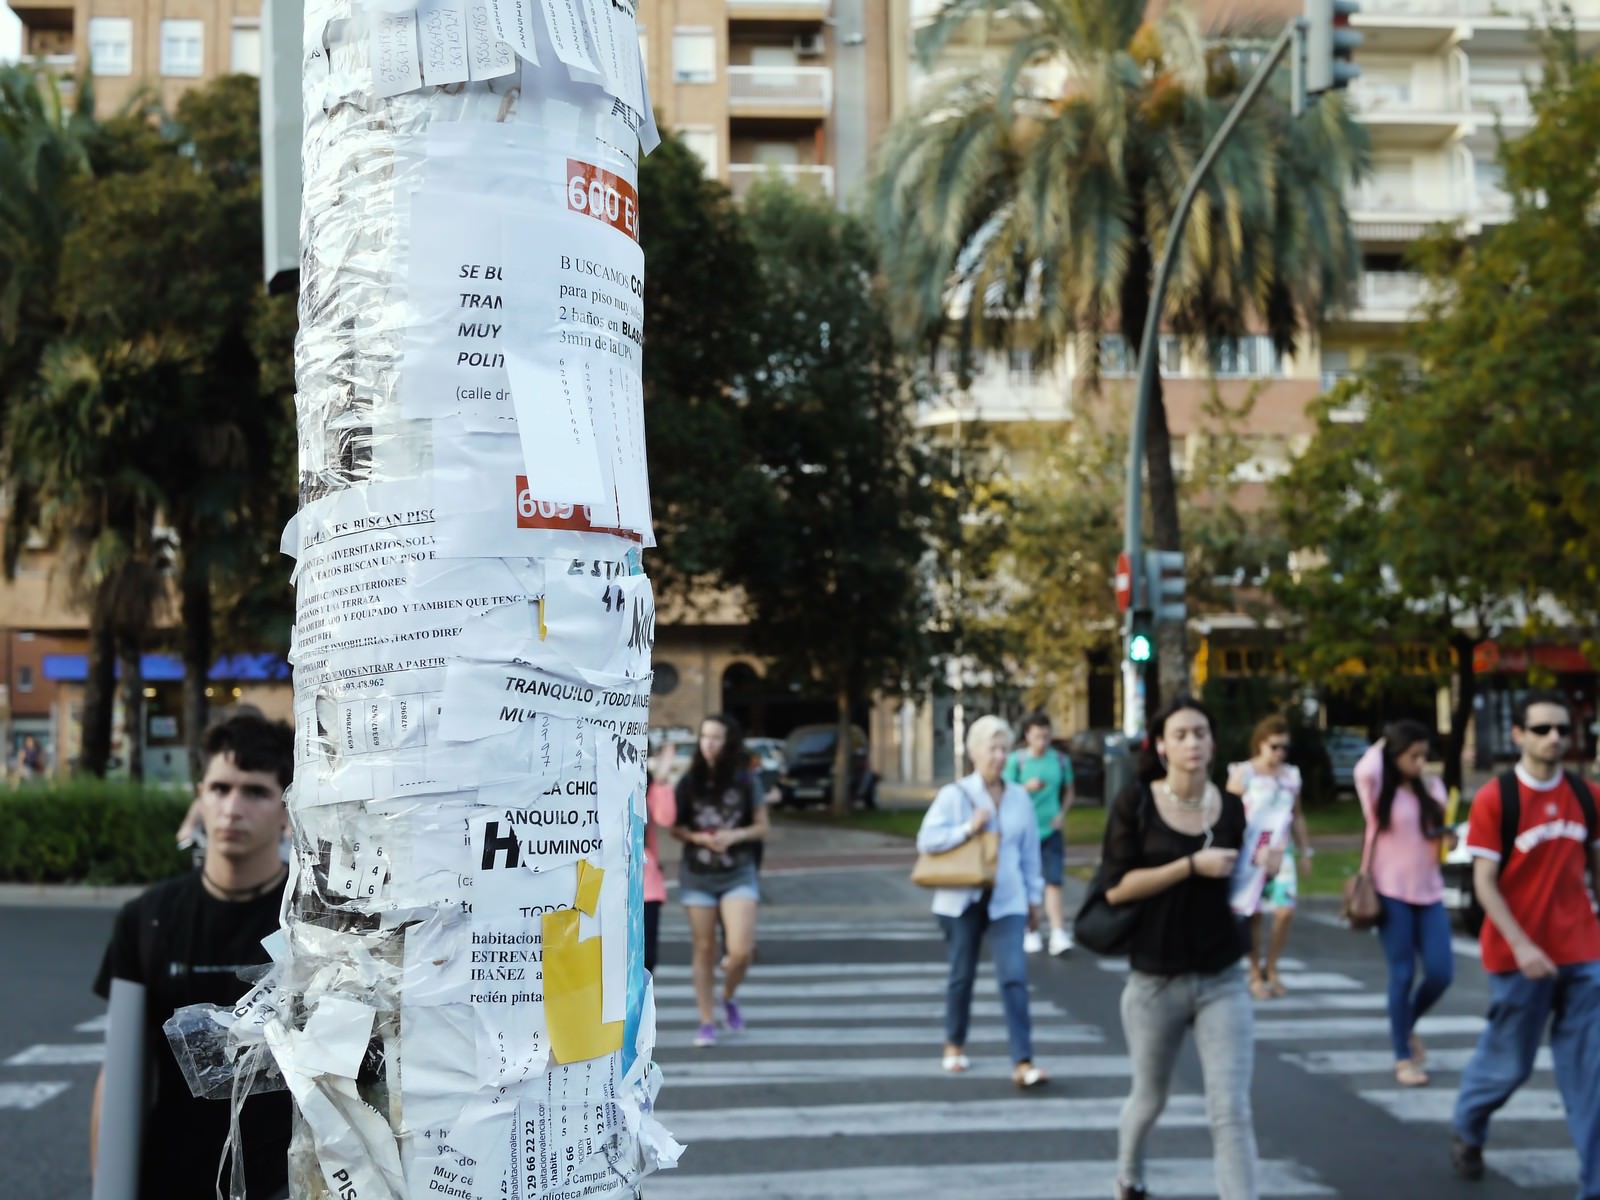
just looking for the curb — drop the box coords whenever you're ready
[0,883,143,908]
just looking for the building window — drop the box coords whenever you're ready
[672,28,716,84]
[231,24,262,75]
[1098,335,1133,377]
[89,17,133,77]
[17,665,33,694]
[161,19,205,78]
[1210,335,1280,378]
[679,127,718,176]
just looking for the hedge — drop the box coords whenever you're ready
[0,780,193,885]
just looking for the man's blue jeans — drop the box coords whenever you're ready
[938,906,1032,1064]
[1453,960,1600,1199]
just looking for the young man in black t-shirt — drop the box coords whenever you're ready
[91,713,295,1199]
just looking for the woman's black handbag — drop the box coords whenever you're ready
[1073,866,1141,956]
[1073,786,1148,956]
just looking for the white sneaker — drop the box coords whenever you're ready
[1022,930,1044,954]
[1049,928,1074,956]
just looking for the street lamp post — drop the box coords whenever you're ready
[1120,18,1309,737]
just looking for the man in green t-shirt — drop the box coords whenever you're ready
[1003,712,1074,955]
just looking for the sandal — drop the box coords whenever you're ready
[941,1052,969,1073]
[1012,1063,1049,1089]
[1395,1059,1429,1087]
[1266,971,1288,998]
[1248,974,1273,1001]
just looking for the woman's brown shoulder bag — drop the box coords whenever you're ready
[1341,815,1382,931]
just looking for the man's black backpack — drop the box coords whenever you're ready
[1493,770,1598,878]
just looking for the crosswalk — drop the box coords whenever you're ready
[1,1014,105,1110]
[647,919,1585,1197]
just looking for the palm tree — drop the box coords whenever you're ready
[871,0,1367,705]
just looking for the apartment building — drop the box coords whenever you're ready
[634,0,906,205]
[879,0,1600,766]
[6,0,261,111]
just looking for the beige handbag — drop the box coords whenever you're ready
[911,783,1000,888]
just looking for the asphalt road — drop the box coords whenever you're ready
[0,866,1586,1200]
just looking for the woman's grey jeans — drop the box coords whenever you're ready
[1119,967,1258,1199]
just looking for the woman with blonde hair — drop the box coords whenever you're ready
[916,713,1047,1086]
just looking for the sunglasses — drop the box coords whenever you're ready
[1525,723,1572,738]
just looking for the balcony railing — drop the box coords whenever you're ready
[20,53,78,71]
[1351,271,1428,316]
[728,0,829,15]
[1349,182,1460,214]
[1468,81,1534,117]
[1362,0,1600,17]
[728,162,835,200]
[727,64,832,113]
[1348,79,1463,115]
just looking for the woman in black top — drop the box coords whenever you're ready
[1102,697,1276,1200]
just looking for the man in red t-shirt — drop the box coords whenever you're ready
[1450,691,1600,1193]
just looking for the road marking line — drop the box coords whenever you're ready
[4,1043,105,1067]
[1282,1047,1552,1075]
[658,1094,1206,1140]
[653,980,1019,1001]
[0,1082,71,1110]
[1254,1015,1484,1040]
[652,962,946,981]
[660,930,936,943]
[1094,964,1365,991]
[75,1015,109,1034]
[654,1000,1067,1024]
[639,1159,1334,1198]
[1359,1087,1568,1123]
[1484,1148,1580,1188]
[657,1024,1103,1048]
[1245,994,1387,1012]
[657,1054,1136,1086]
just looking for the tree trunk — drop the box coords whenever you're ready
[80,615,116,777]
[119,634,144,783]
[831,684,853,818]
[1445,633,1476,795]
[180,562,213,783]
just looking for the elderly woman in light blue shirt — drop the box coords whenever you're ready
[918,713,1047,1086]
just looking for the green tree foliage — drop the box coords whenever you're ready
[992,403,1275,719]
[638,133,767,605]
[1271,28,1600,789]
[2,74,296,777]
[733,183,952,812]
[870,0,1367,704]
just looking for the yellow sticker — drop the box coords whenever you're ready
[541,908,624,1064]
[575,861,603,916]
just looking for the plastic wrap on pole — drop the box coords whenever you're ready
[93,978,145,1200]
[253,1,677,1195]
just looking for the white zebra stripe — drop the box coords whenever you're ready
[1282,1047,1553,1076]
[658,1053,1135,1086]
[1253,1015,1485,1041]
[0,1082,71,1110]
[639,1159,1334,1198]
[663,1024,1103,1048]
[654,1000,1066,1024]
[1359,1087,1568,1123]
[1484,1148,1581,1189]
[3,1043,105,1067]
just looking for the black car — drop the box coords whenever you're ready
[1054,729,1134,803]
[776,723,877,809]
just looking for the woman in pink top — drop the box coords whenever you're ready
[643,746,680,974]
[1355,720,1454,1087]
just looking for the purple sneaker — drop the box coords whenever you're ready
[693,1021,718,1048]
[721,998,745,1033]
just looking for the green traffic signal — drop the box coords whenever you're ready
[1129,633,1154,663]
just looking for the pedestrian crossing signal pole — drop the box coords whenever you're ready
[1121,11,1321,733]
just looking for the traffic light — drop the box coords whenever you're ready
[1127,610,1154,664]
[1306,0,1361,94]
[1145,550,1186,625]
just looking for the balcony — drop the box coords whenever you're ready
[727,0,829,18]
[728,162,835,201]
[1344,271,1428,322]
[1468,80,1535,122]
[19,53,78,72]
[1348,181,1466,242]
[1347,79,1467,141]
[727,64,831,119]
[917,369,1066,428]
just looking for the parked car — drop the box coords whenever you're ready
[1324,728,1371,793]
[745,736,787,797]
[776,723,877,809]
[1055,729,1134,803]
